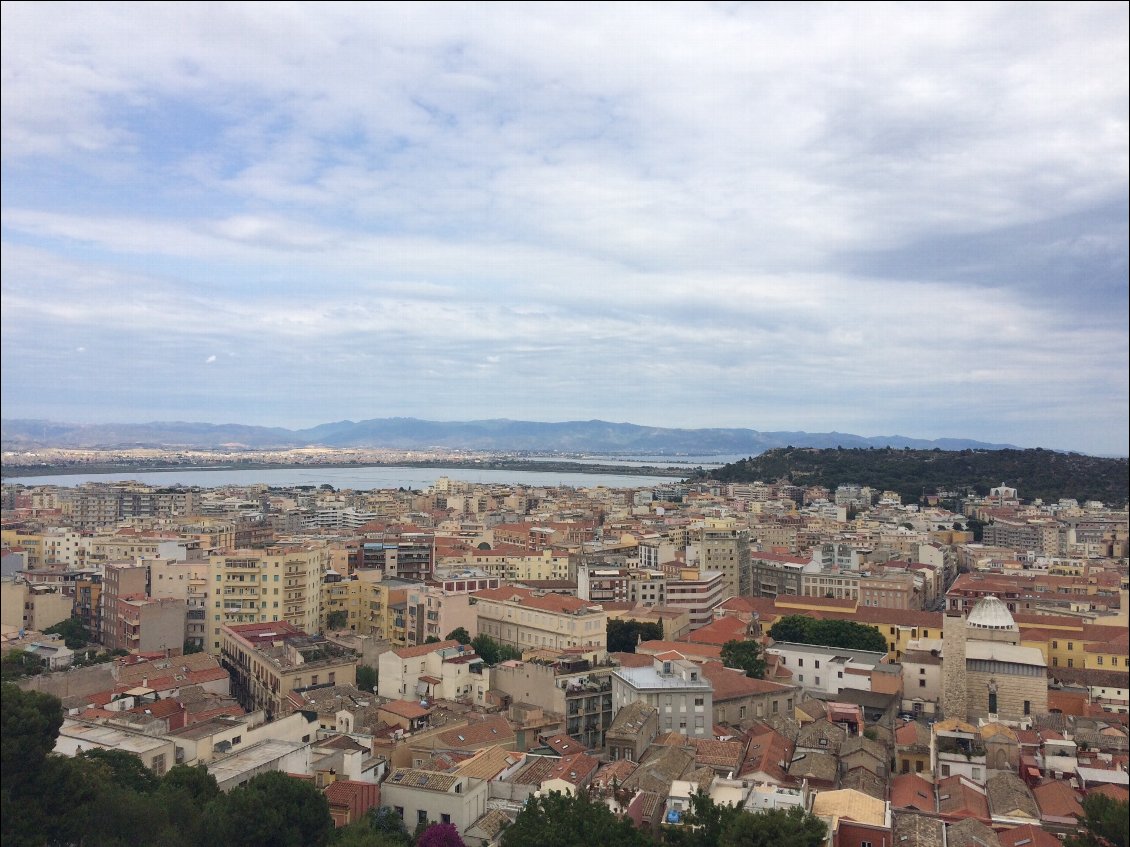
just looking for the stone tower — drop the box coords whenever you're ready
[942,610,968,721]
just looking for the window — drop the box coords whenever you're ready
[798,659,804,667]
[418,811,428,826]
[815,660,821,669]
[441,815,451,825]
[394,807,404,819]
[919,668,926,675]
[1024,700,1031,715]
[915,760,924,773]
[919,679,926,688]
[739,706,746,719]
[1052,641,1058,649]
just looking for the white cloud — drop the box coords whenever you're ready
[1,3,1126,454]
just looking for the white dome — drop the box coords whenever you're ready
[967,595,1017,630]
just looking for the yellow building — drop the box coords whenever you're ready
[206,547,326,654]
[1,528,85,568]
[322,577,362,632]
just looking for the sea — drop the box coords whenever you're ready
[3,464,692,491]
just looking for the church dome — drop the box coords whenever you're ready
[967,595,1018,630]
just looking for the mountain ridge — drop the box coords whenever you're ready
[1,417,1019,455]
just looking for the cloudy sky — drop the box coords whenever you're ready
[2,3,1127,455]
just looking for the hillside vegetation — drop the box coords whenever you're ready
[702,447,1129,507]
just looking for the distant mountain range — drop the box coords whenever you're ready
[0,417,1017,455]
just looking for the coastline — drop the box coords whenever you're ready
[0,458,695,481]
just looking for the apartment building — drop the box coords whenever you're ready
[470,585,607,653]
[207,547,325,653]
[220,621,358,719]
[765,642,889,697]
[360,531,434,582]
[611,653,714,738]
[490,653,615,748]
[0,528,85,568]
[664,568,726,631]
[0,578,72,632]
[100,562,150,644]
[404,583,476,647]
[750,552,808,598]
[577,564,630,603]
[105,596,187,654]
[381,769,489,835]
[377,639,485,704]
[690,518,751,598]
[148,558,210,650]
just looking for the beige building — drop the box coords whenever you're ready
[381,768,489,834]
[105,596,188,654]
[470,585,607,653]
[219,621,358,720]
[0,578,73,632]
[941,596,1048,725]
[148,558,210,650]
[378,638,486,703]
[207,547,326,653]
[1,528,85,568]
[689,518,751,598]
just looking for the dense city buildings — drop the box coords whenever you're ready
[2,470,1126,845]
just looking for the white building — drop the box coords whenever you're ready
[764,642,888,697]
[378,639,485,703]
[611,654,714,738]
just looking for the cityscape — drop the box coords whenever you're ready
[2,4,1128,847]
[2,462,1127,846]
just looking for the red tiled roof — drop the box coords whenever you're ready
[891,773,935,811]
[380,700,432,719]
[700,661,796,700]
[1032,780,1083,821]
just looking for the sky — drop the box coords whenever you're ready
[1,3,1127,456]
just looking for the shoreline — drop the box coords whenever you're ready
[0,458,695,481]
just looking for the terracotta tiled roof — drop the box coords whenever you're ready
[1032,779,1083,822]
[937,775,990,821]
[435,714,514,748]
[700,661,796,701]
[392,639,459,659]
[891,773,935,811]
[996,824,1060,847]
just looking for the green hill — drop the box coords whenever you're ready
[701,447,1129,507]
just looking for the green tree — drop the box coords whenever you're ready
[357,664,378,692]
[722,803,823,847]
[720,640,766,679]
[607,620,664,653]
[203,771,333,847]
[327,610,349,629]
[79,747,160,793]
[472,634,522,665]
[766,615,809,644]
[0,649,45,681]
[43,616,91,649]
[1066,793,1129,847]
[183,640,204,654]
[1,683,63,787]
[500,790,650,847]
[445,627,472,644]
[768,616,887,654]
[664,790,739,847]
